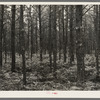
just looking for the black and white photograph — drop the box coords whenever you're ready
[0,3,100,92]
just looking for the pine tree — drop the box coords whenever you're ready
[0,5,4,68]
[76,5,85,83]
[11,5,16,72]
[20,5,26,85]
[39,5,43,61]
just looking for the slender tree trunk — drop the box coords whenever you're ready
[62,6,66,62]
[31,18,33,59]
[0,5,4,68]
[53,6,57,77]
[39,5,43,61]
[43,26,47,55]
[94,5,99,77]
[27,12,30,58]
[83,17,87,54]
[65,6,68,63]
[48,5,52,72]
[35,17,38,54]
[58,9,61,60]
[29,6,34,59]
[20,5,26,85]
[99,6,100,50]
[19,15,21,56]
[4,26,7,63]
[11,5,16,72]
[69,5,74,64]
[76,5,85,83]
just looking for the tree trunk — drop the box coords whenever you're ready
[27,11,30,58]
[4,26,7,63]
[65,6,68,63]
[20,5,26,85]
[58,9,62,60]
[62,6,67,62]
[76,5,85,83]
[31,18,33,59]
[39,5,43,61]
[35,17,38,54]
[94,5,99,77]
[11,5,16,72]
[69,5,74,64]
[48,5,52,72]
[53,6,57,78]
[0,5,4,68]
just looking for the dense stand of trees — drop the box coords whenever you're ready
[0,5,100,85]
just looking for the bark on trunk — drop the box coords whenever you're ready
[76,5,85,83]
[11,5,16,72]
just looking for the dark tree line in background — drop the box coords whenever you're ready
[0,5,99,85]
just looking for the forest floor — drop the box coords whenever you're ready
[0,53,100,91]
